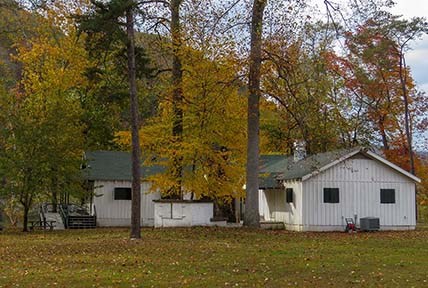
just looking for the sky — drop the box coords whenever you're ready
[382,1,428,146]
[388,0,428,93]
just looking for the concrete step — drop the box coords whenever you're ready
[260,221,285,230]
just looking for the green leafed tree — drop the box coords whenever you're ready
[0,0,90,231]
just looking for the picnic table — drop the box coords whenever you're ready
[29,220,56,231]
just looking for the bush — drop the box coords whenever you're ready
[2,196,22,227]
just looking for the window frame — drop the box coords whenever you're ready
[323,188,339,203]
[114,187,132,200]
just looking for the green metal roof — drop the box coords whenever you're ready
[84,148,361,186]
[259,154,290,189]
[85,151,292,187]
[84,151,164,181]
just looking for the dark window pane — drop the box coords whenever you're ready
[380,189,395,204]
[331,188,339,203]
[323,188,330,203]
[286,188,293,203]
[114,187,132,200]
[323,188,339,203]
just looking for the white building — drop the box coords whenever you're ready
[84,151,161,227]
[259,147,421,231]
[84,148,420,231]
[83,151,217,227]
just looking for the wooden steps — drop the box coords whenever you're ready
[66,215,97,229]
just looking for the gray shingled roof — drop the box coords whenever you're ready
[84,151,164,181]
[258,148,362,187]
[277,147,361,181]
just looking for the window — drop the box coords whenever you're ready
[380,189,395,204]
[114,187,132,200]
[323,188,339,203]
[286,188,294,203]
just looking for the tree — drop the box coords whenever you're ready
[169,0,185,199]
[385,15,428,175]
[0,56,85,231]
[112,1,251,219]
[261,22,358,154]
[244,0,267,228]
[326,13,428,175]
[0,2,88,231]
[322,1,428,175]
[328,23,403,151]
[125,1,142,240]
[115,44,247,210]
[79,0,151,239]
[114,0,247,203]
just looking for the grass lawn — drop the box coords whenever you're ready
[1,227,428,287]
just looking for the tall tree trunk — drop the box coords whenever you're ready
[244,0,267,228]
[399,50,417,221]
[52,190,57,213]
[379,119,389,151]
[399,52,415,175]
[126,5,141,239]
[21,194,32,232]
[171,0,184,199]
[23,205,29,232]
[51,174,58,213]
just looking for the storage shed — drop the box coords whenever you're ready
[259,147,420,231]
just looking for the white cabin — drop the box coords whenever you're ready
[84,151,161,227]
[259,148,420,231]
[84,148,420,231]
[83,151,217,228]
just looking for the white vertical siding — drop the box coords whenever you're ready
[259,189,286,222]
[259,181,303,230]
[93,180,161,227]
[283,181,303,230]
[141,182,161,226]
[259,189,270,221]
[154,202,214,227]
[302,158,416,231]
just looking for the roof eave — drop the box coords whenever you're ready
[301,148,362,181]
[259,186,282,189]
[85,177,132,182]
[299,149,421,183]
[365,151,421,183]
[282,177,303,182]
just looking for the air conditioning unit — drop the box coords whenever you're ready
[360,217,380,231]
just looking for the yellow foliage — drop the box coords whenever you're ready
[1,1,92,210]
[115,47,247,201]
